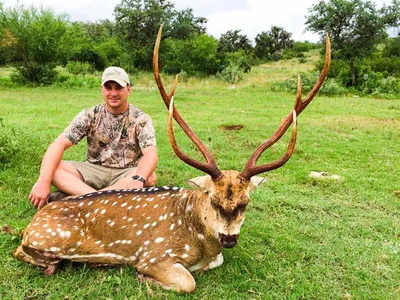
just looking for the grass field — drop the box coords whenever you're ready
[0,56,399,299]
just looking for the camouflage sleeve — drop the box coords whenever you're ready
[62,109,91,145]
[136,114,157,149]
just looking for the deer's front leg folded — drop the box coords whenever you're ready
[137,261,196,293]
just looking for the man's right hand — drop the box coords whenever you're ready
[29,179,51,210]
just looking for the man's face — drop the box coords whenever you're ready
[101,81,131,113]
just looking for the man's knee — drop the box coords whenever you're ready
[52,161,83,183]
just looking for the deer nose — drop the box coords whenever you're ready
[219,233,238,248]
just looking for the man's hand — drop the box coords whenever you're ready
[29,179,51,210]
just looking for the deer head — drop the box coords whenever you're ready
[153,25,331,248]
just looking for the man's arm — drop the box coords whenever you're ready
[29,135,73,209]
[132,145,158,187]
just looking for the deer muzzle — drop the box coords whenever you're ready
[219,233,239,248]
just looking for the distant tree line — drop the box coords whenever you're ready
[0,0,399,93]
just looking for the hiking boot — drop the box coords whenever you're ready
[48,191,69,203]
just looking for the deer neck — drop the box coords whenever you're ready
[181,191,219,242]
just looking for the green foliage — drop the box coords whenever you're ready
[161,34,219,76]
[254,26,294,60]
[10,64,58,85]
[65,61,94,75]
[0,119,20,169]
[54,70,99,88]
[218,30,252,53]
[282,41,320,60]
[383,36,400,58]
[217,63,243,84]
[359,72,400,95]
[272,72,347,96]
[0,3,68,85]
[305,0,394,86]
[114,0,207,71]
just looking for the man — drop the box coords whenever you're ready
[29,66,158,209]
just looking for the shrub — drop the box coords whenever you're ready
[10,64,58,85]
[65,61,94,75]
[216,63,243,84]
[0,4,68,85]
[0,119,20,169]
[271,71,347,96]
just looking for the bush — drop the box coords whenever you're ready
[65,61,94,75]
[0,119,20,169]
[10,64,58,85]
[271,71,347,96]
[216,63,243,84]
[359,72,400,95]
[0,4,68,85]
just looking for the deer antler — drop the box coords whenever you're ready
[239,35,331,181]
[153,25,223,181]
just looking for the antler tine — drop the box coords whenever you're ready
[153,25,223,181]
[239,34,331,181]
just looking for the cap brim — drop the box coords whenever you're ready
[101,77,128,87]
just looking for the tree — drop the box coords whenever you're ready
[162,34,219,76]
[305,0,396,86]
[169,8,207,39]
[218,30,252,53]
[0,3,67,84]
[254,26,294,59]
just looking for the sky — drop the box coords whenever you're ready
[4,0,397,42]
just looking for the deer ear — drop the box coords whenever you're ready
[188,175,215,193]
[247,176,266,193]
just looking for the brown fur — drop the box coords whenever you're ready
[11,170,264,293]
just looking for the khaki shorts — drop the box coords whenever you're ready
[68,161,136,190]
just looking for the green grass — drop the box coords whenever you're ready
[0,61,399,299]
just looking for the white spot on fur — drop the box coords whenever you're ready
[155,237,164,243]
[169,223,175,230]
[136,230,142,236]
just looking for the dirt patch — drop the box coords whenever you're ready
[220,124,244,131]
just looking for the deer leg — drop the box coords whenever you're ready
[203,252,224,271]
[13,245,62,274]
[137,262,196,293]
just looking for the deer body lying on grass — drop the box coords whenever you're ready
[4,26,330,293]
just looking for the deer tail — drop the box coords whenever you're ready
[2,224,23,238]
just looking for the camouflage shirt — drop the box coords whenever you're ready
[63,104,156,168]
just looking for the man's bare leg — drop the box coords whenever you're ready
[104,171,157,191]
[52,161,96,196]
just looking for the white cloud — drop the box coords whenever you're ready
[4,0,396,42]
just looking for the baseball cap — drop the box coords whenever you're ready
[101,66,130,87]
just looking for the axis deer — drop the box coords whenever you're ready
[5,26,330,293]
